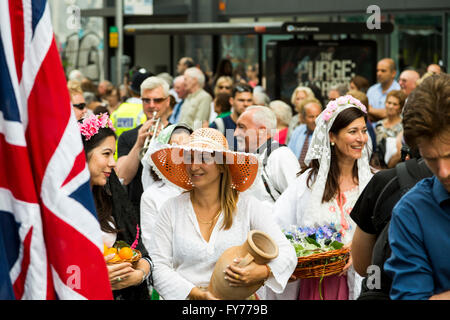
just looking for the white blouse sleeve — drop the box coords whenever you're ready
[273,175,303,229]
[140,188,157,252]
[246,196,297,294]
[148,200,195,300]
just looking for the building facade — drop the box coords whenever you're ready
[50,0,449,89]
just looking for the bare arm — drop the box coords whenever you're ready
[116,120,153,185]
[351,226,377,277]
[368,105,387,122]
[429,290,450,300]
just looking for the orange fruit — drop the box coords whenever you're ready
[105,247,117,256]
[103,244,109,255]
[118,247,133,260]
[108,254,121,263]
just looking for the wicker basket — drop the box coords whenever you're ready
[293,247,350,279]
[107,249,142,268]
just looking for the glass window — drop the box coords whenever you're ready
[49,0,104,82]
[392,13,442,74]
[220,34,258,84]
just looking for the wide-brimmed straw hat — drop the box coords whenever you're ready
[149,128,260,192]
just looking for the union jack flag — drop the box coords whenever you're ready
[0,1,112,299]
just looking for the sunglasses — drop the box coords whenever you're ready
[142,97,167,104]
[72,103,86,110]
[218,85,231,90]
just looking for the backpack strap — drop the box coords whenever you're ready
[395,161,416,192]
[396,158,433,193]
[372,174,399,231]
[258,139,285,201]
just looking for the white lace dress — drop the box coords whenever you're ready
[148,192,297,300]
[272,170,367,300]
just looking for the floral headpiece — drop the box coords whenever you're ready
[78,113,115,140]
[322,95,367,122]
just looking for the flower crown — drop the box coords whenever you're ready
[322,95,367,122]
[78,113,115,140]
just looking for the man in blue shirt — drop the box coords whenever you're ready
[287,100,322,169]
[384,73,450,300]
[210,84,253,151]
[169,75,187,124]
[366,58,400,122]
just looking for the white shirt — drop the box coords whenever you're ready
[140,181,183,251]
[102,220,117,248]
[246,145,300,209]
[148,192,297,300]
[208,101,218,124]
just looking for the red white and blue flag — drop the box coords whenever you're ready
[0,0,112,299]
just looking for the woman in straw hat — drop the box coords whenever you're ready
[147,128,297,300]
[274,96,373,300]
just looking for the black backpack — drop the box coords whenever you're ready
[357,159,433,300]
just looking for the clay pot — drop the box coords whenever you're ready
[208,230,279,300]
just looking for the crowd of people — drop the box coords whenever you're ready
[67,56,449,301]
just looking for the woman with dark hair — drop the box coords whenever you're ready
[210,59,233,89]
[274,96,373,300]
[349,75,370,93]
[79,113,152,300]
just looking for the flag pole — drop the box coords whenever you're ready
[115,0,123,86]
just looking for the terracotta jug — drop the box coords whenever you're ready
[208,230,279,300]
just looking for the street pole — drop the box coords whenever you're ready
[115,0,123,86]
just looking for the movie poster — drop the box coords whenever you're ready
[267,39,377,103]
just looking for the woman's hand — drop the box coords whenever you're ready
[223,258,270,287]
[339,242,353,277]
[104,255,135,290]
[288,274,297,282]
[188,287,219,300]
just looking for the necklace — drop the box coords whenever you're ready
[196,207,222,225]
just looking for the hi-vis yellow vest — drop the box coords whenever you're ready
[111,102,147,159]
[111,102,146,137]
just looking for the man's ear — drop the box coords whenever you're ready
[229,96,234,107]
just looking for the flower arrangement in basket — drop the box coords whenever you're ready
[104,225,142,267]
[284,224,350,279]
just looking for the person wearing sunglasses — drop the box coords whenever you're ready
[116,76,173,213]
[69,85,87,120]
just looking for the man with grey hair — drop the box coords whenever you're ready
[234,106,300,203]
[287,100,322,169]
[116,76,172,211]
[179,67,212,129]
[169,75,188,124]
[234,106,300,299]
